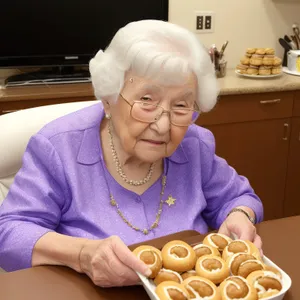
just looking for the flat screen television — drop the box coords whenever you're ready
[1,0,168,85]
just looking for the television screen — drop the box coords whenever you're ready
[0,0,168,68]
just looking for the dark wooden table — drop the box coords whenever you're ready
[0,216,299,300]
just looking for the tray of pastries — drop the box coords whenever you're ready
[235,48,283,78]
[133,233,291,300]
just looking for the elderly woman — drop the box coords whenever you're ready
[0,20,263,286]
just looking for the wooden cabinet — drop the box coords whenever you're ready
[284,91,300,217]
[197,91,295,221]
[0,83,96,115]
[205,119,290,221]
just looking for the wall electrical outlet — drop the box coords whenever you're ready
[195,11,215,33]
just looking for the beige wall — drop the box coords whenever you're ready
[169,0,300,68]
[1,0,300,81]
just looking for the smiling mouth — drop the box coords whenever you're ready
[141,139,166,145]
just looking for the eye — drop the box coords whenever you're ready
[175,103,188,108]
[141,96,152,101]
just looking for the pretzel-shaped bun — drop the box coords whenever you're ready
[155,281,190,300]
[154,268,183,285]
[203,233,232,253]
[247,270,282,299]
[222,240,262,261]
[193,243,221,259]
[133,245,162,278]
[219,276,258,300]
[161,240,197,273]
[195,255,230,284]
[226,253,264,278]
[182,276,221,300]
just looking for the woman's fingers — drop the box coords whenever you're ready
[110,236,152,277]
[253,234,263,256]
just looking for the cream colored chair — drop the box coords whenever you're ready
[0,100,99,205]
[0,100,98,273]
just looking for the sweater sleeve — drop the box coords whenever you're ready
[0,133,69,271]
[199,128,264,229]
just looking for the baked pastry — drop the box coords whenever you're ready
[273,56,282,66]
[262,55,274,66]
[161,240,197,273]
[226,253,264,278]
[247,270,282,299]
[259,66,272,75]
[195,255,230,284]
[155,281,190,300]
[245,53,252,58]
[272,66,282,75]
[250,55,263,66]
[222,240,262,261]
[236,64,248,74]
[202,233,232,253]
[193,243,221,259]
[182,276,221,300]
[133,245,162,278]
[219,276,258,300]
[246,48,257,54]
[240,57,250,65]
[263,265,282,278]
[246,66,259,75]
[181,270,197,280]
[154,268,183,285]
[265,48,275,55]
[256,48,266,55]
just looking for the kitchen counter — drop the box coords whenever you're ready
[219,69,300,95]
[0,69,299,104]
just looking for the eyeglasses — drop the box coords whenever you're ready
[119,94,200,127]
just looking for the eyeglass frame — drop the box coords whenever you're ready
[119,93,201,127]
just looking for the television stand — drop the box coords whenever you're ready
[5,66,91,87]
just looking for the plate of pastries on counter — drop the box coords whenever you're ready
[235,48,283,78]
[133,233,291,300]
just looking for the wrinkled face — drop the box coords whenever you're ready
[104,71,198,163]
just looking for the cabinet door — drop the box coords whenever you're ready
[204,119,290,221]
[284,117,300,217]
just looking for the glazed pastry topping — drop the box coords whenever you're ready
[228,253,261,276]
[254,277,282,296]
[154,268,183,285]
[163,286,189,300]
[204,233,231,251]
[238,259,264,278]
[169,245,190,259]
[228,240,249,253]
[139,250,160,267]
[181,270,197,280]
[193,243,220,258]
[133,245,162,278]
[222,276,251,299]
[247,270,282,297]
[194,244,212,257]
[201,257,222,272]
[185,279,214,298]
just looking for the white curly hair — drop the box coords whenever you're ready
[89,19,219,112]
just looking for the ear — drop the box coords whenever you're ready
[101,96,111,116]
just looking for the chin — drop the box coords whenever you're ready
[136,149,165,163]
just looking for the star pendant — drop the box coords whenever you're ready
[165,195,176,206]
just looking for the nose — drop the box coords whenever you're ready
[151,111,171,133]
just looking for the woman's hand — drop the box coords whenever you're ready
[79,235,152,287]
[218,210,263,256]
